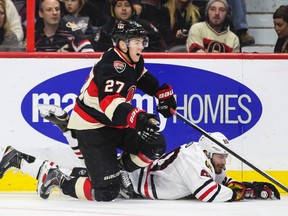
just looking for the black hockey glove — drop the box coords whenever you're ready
[155,84,176,118]
[227,181,246,201]
[127,108,160,142]
[243,182,280,200]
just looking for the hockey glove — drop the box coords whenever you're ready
[127,108,160,142]
[155,84,176,118]
[227,181,246,201]
[242,182,280,200]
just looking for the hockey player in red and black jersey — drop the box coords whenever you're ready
[65,20,175,201]
[0,20,176,203]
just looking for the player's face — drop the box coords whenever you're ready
[114,0,133,21]
[127,37,146,62]
[211,153,227,174]
[274,18,288,38]
[39,0,61,26]
[64,0,80,14]
[208,2,227,27]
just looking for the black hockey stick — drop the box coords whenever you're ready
[170,109,288,193]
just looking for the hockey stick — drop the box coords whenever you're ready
[170,109,288,193]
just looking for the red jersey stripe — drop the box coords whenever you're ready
[199,184,218,201]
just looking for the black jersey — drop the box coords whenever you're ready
[35,27,94,52]
[68,47,160,130]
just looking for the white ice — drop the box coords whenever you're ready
[0,192,287,216]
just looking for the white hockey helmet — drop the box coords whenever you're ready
[198,132,230,159]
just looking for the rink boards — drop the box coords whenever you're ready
[0,53,287,193]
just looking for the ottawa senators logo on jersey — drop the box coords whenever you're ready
[114,61,126,73]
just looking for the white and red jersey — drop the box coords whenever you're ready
[186,21,240,53]
[129,141,235,202]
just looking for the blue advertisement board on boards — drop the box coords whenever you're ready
[21,63,262,152]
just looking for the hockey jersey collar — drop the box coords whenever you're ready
[205,21,228,35]
[114,47,136,67]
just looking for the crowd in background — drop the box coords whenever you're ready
[0,0,287,53]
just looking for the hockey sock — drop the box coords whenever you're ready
[61,176,94,201]
[63,130,85,166]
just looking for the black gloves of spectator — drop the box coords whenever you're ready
[127,108,160,142]
[155,84,176,118]
[243,182,280,200]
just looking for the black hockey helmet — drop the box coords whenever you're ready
[111,20,148,47]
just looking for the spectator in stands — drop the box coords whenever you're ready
[3,0,23,42]
[227,0,255,46]
[93,0,164,52]
[159,0,200,51]
[186,0,239,53]
[192,0,208,21]
[138,0,161,27]
[60,0,95,45]
[273,5,288,53]
[78,0,110,26]
[35,0,94,52]
[11,0,26,39]
[0,0,24,50]
[61,0,85,16]
[11,0,26,24]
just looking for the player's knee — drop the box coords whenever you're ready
[93,183,120,202]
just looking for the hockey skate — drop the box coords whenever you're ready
[0,146,30,179]
[39,166,70,199]
[119,170,142,199]
[36,160,57,196]
[37,104,69,132]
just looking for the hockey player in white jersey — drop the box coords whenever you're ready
[123,132,281,201]
[0,105,280,202]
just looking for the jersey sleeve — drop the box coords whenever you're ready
[137,70,160,96]
[134,57,160,96]
[186,23,206,53]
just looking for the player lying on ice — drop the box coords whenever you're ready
[0,105,280,202]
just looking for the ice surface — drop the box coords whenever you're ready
[0,192,287,216]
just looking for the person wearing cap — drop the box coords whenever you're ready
[186,0,240,52]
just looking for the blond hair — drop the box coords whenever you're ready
[163,0,200,30]
[0,0,13,35]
